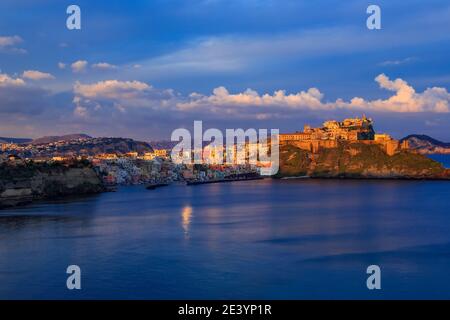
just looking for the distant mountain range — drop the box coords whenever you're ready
[148,140,179,150]
[401,135,450,154]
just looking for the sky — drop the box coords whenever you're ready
[0,0,449,141]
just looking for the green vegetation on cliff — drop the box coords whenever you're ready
[277,142,447,179]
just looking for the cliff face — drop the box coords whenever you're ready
[0,162,105,208]
[278,142,449,179]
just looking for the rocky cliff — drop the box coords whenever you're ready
[277,142,449,179]
[0,161,105,208]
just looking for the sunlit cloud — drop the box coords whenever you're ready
[22,70,55,81]
[0,35,26,53]
[0,73,25,87]
[179,74,450,114]
[92,62,118,71]
[71,60,88,73]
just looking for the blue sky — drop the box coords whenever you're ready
[0,0,449,140]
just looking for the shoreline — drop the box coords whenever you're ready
[2,174,450,211]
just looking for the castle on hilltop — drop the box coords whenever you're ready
[279,116,409,156]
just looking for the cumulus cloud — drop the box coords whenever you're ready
[92,62,117,70]
[22,70,55,81]
[73,79,177,117]
[0,35,22,47]
[178,86,324,111]
[0,73,25,87]
[70,74,449,123]
[178,74,450,114]
[71,60,88,73]
[74,80,150,99]
[0,73,53,116]
[58,62,66,69]
[348,74,449,113]
[0,35,26,53]
[0,72,448,140]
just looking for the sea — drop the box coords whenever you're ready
[0,154,450,299]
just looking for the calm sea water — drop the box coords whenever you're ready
[1,166,450,299]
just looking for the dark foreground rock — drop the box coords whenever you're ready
[277,142,450,180]
[0,161,105,209]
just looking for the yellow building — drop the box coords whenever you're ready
[154,149,168,157]
[142,152,155,160]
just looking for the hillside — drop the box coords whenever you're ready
[149,140,179,150]
[401,135,450,154]
[31,134,92,145]
[35,137,154,157]
[277,142,448,179]
[1,137,154,159]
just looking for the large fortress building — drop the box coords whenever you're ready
[279,116,409,156]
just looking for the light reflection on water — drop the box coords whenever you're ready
[181,205,193,237]
[0,178,450,299]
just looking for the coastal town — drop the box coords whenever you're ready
[1,116,449,209]
[0,115,441,188]
[0,135,261,186]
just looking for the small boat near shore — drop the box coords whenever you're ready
[146,183,169,190]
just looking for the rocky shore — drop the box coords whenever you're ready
[277,142,450,180]
[0,160,105,209]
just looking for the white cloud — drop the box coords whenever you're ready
[74,80,150,99]
[71,60,88,73]
[22,70,55,81]
[0,73,54,116]
[72,79,177,117]
[92,62,117,70]
[179,74,450,114]
[0,35,26,53]
[58,62,66,69]
[71,74,449,121]
[0,35,22,47]
[347,74,450,113]
[0,73,25,87]
[379,57,417,66]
